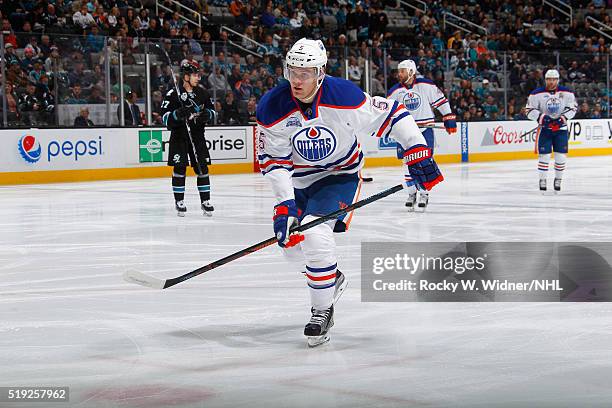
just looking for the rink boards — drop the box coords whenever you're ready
[1,120,612,185]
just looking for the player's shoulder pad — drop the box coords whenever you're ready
[319,76,366,108]
[558,85,573,93]
[256,81,295,127]
[165,89,175,96]
[529,87,546,95]
[415,77,436,85]
[387,82,402,97]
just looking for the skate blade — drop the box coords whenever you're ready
[202,211,213,217]
[334,278,348,304]
[177,212,186,217]
[405,204,416,212]
[307,334,330,347]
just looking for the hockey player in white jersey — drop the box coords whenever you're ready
[387,59,456,210]
[525,69,577,192]
[256,39,444,347]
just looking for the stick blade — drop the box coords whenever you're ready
[123,269,166,289]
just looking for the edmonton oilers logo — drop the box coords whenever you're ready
[292,126,337,162]
[546,97,561,115]
[402,91,421,111]
[18,135,41,163]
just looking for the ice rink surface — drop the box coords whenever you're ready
[1,156,612,408]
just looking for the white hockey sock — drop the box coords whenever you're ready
[538,154,551,180]
[300,215,337,310]
[554,153,566,179]
[282,244,306,273]
[404,164,417,193]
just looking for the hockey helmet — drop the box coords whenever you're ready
[180,60,200,76]
[284,38,327,87]
[398,59,418,76]
[545,69,559,79]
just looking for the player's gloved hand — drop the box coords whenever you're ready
[548,116,567,132]
[174,103,202,121]
[273,200,304,248]
[190,108,216,126]
[403,144,444,191]
[443,114,457,134]
[539,114,553,127]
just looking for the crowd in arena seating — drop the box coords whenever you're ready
[1,0,612,127]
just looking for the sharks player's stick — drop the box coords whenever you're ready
[124,184,404,289]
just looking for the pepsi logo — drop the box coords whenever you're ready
[403,91,422,111]
[292,126,337,162]
[18,135,41,163]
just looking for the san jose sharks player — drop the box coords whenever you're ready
[387,59,456,210]
[161,61,216,216]
[525,69,576,192]
[256,38,444,347]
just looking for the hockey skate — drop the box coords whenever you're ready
[305,305,334,347]
[334,270,347,303]
[539,179,547,192]
[553,178,561,192]
[405,192,417,211]
[201,200,214,217]
[175,200,187,217]
[417,191,429,211]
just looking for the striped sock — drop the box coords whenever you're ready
[554,153,566,179]
[172,172,186,202]
[305,263,337,310]
[538,154,550,180]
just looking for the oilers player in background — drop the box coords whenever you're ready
[256,38,444,347]
[387,59,456,210]
[161,61,216,216]
[525,69,577,192]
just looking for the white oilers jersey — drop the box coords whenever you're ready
[256,76,426,203]
[525,86,577,122]
[386,78,452,127]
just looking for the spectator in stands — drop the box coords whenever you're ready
[475,79,491,99]
[151,90,163,125]
[20,46,37,73]
[482,95,499,119]
[347,56,362,85]
[241,96,257,124]
[118,90,142,126]
[208,66,231,94]
[235,73,253,101]
[260,5,276,29]
[19,82,42,126]
[44,46,63,73]
[73,4,95,31]
[222,91,241,125]
[65,84,88,104]
[4,43,20,66]
[74,107,95,127]
[88,86,106,104]
[574,102,591,119]
[87,25,105,52]
[2,83,21,125]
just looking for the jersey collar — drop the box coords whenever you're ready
[290,84,323,121]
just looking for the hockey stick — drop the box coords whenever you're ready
[124,183,404,289]
[421,124,446,130]
[153,42,206,176]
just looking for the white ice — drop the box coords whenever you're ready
[1,156,612,408]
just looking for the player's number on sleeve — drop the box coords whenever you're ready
[161,100,170,109]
